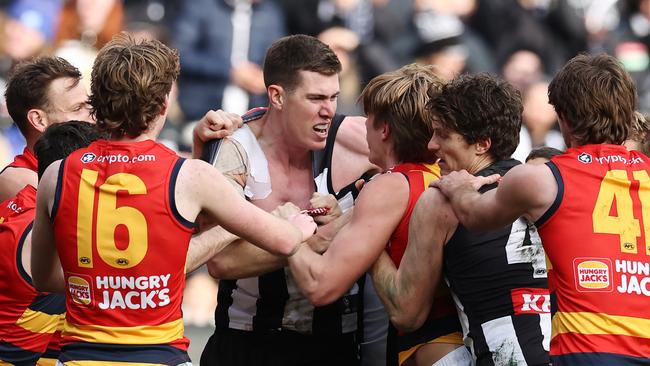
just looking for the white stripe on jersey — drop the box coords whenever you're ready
[227,277,260,331]
[449,285,475,361]
[481,316,527,366]
[539,313,551,351]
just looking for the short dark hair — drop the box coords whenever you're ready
[263,34,341,93]
[525,147,563,163]
[429,73,523,161]
[34,121,106,179]
[90,33,180,139]
[548,53,637,146]
[5,57,81,136]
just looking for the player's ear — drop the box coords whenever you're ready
[475,137,491,155]
[27,108,49,133]
[268,85,284,110]
[381,121,390,141]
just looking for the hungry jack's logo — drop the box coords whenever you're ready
[68,275,93,306]
[574,258,613,292]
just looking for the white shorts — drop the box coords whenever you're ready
[432,346,474,366]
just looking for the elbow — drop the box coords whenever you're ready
[207,257,233,279]
[32,278,48,293]
[389,309,427,333]
[457,210,487,231]
[304,286,340,307]
[32,276,61,294]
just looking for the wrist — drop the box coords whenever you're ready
[287,241,302,257]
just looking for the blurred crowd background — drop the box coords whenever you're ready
[1,0,649,343]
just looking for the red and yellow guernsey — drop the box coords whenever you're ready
[52,139,194,364]
[3,147,38,172]
[0,185,65,365]
[539,144,650,365]
[385,162,463,365]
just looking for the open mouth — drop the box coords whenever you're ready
[313,123,329,136]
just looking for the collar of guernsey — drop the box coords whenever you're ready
[6,148,38,172]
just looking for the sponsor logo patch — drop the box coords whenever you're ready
[511,288,551,314]
[80,152,96,164]
[68,275,93,306]
[578,152,592,164]
[574,258,613,292]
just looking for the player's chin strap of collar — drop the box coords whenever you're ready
[199,107,268,165]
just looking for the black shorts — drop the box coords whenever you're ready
[200,328,359,366]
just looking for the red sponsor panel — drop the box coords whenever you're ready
[511,287,551,315]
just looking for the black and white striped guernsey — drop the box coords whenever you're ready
[444,159,551,366]
[215,114,362,336]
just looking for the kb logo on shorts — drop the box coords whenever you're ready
[578,152,592,164]
[80,152,96,164]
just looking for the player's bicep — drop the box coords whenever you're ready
[0,168,36,201]
[491,164,554,224]
[326,176,408,277]
[408,189,455,256]
[31,163,61,291]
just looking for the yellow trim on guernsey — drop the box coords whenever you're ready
[552,311,650,339]
[17,309,60,334]
[63,318,184,345]
[397,332,464,365]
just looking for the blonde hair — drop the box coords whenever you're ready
[359,63,443,163]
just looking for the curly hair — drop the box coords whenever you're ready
[5,57,81,136]
[90,33,179,138]
[548,54,636,146]
[263,34,341,93]
[360,63,443,164]
[429,73,522,161]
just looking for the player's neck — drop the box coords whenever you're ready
[24,130,41,152]
[113,116,164,142]
[381,155,400,171]
[467,155,495,175]
[258,113,311,169]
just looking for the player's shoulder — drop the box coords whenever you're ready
[0,167,37,202]
[358,171,410,204]
[504,162,553,184]
[335,116,367,150]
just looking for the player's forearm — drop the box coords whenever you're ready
[186,226,239,273]
[207,240,287,279]
[370,253,429,332]
[449,188,491,231]
[192,129,205,159]
[287,245,340,306]
[306,210,352,253]
[226,205,303,257]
